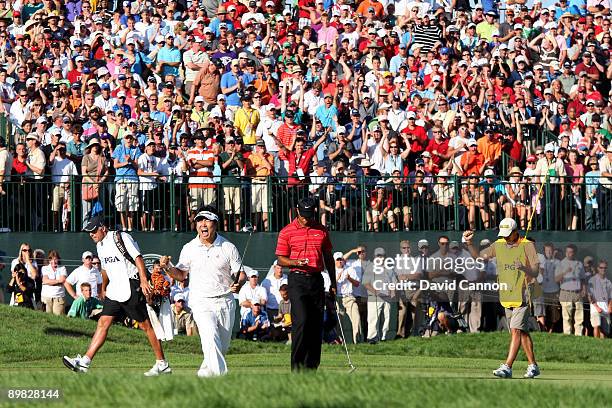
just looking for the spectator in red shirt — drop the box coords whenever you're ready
[67,56,86,84]
[425,126,450,169]
[574,52,603,82]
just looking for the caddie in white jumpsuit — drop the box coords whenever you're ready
[162,206,245,377]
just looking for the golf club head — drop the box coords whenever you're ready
[241,222,254,233]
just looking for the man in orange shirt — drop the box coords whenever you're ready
[476,127,502,167]
[247,140,274,231]
[356,0,384,18]
[460,139,486,176]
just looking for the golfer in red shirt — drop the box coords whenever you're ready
[276,197,336,371]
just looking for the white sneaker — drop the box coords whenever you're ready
[197,367,213,378]
[493,363,512,378]
[524,364,541,378]
[62,355,89,373]
[144,361,172,377]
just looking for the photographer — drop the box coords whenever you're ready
[219,136,244,231]
[6,263,35,309]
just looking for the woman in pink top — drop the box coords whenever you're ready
[565,149,585,230]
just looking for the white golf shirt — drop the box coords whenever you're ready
[175,234,242,301]
[336,265,360,297]
[66,265,103,298]
[238,284,268,317]
[96,231,142,302]
[261,274,287,310]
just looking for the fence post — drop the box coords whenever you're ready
[545,178,551,230]
[169,174,175,231]
[361,176,367,232]
[453,175,460,231]
[70,175,76,232]
[267,176,272,232]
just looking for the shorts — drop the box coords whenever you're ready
[189,187,215,211]
[101,280,148,322]
[115,181,139,212]
[52,184,70,212]
[223,186,241,214]
[251,181,270,212]
[505,305,530,332]
[139,188,159,214]
[590,308,611,333]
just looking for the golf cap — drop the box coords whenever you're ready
[498,217,517,238]
[248,270,258,278]
[484,169,495,177]
[334,252,344,260]
[174,293,185,302]
[194,209,220,222]
[82,251,94,260]
[449,241,460,249]
[417,239,429,249]
[83,215,105,232]
[544,143,555,153]
[467,138,478,147]
[297,197,317,218]
[374,247,386,256]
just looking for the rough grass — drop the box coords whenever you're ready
[1,306,611,407]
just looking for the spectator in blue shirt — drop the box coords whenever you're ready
[157,33,181,78]
[315,94,338,130]
[240,303,270,341]
[585,156,601,230]
[220,59,243,107]
[111,134,142,231]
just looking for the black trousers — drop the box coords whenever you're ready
[288,272,324,371]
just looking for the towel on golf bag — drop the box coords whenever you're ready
[147,298,174,341]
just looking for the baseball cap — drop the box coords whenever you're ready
[174,293,185,302]
[194,96,205,103]
[194,209,220,222]
[374,247,386,256]
[297,197,317,218]
[82,251,94,260]
[417,239,429,249]
[248,269,258,278]
[498,217,517,238]
[467,138,477,147]
[82,215,105,232]
[333,252,344,260]
[544,143,555,153]
[484,169,495,177]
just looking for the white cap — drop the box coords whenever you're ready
[467,138,477,147]
[333,251,344,260]
[194,95,205,103]
[336,126,346,134]
[432,75,441,82]
[75,56,85,62]
[417,239,429,248]
[217,94,226,101]
[484,169,495,177]
[145,139,155,147]
[248,269,258,278]
[544,142,555,153]
[174,293,185,302]
[82,251,93,260]
[498,217,517,238]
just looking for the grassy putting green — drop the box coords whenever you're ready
[1,305,611,407]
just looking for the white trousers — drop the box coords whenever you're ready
[367,296,391,341]
[191,294,236,376]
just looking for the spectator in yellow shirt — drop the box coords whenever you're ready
[233,96,260,146]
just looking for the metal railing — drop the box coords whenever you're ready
[1,175,611,233]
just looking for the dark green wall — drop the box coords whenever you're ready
[2,230,611,273]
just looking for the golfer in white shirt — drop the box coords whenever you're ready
[162,206,246,377]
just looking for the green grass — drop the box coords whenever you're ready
[1,305,611,407]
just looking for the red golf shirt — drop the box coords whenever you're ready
[276,218,332,274]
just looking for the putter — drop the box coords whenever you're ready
[233,222,254,286]
[333,301,357,373]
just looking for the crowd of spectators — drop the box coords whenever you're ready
[0,0,611,233]
[3,237,611,339]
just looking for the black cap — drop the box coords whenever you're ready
[82,215,104,232]
[297,197,317,218]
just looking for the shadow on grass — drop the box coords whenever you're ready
[44,327,92,339]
